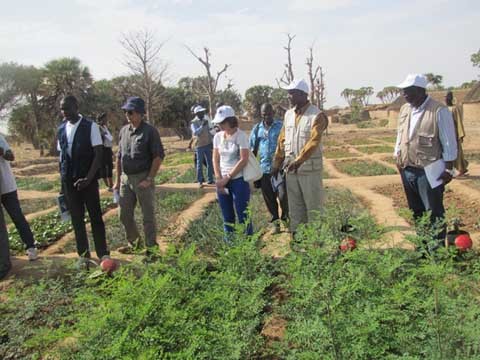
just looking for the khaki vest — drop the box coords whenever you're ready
[284,104,323,173]
[398,97,444,169]
[193,120,213,148]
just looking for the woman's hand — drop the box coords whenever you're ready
[216,176,230,188]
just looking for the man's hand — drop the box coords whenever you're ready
[3,149,14,161]
[113,181,120,191]
[437,171,453,185]
[74,178,91,191]
[138,177,153,189]
[286,160,300,174]
[271,167,280,178]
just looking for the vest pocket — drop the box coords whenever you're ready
[418,135,434,147]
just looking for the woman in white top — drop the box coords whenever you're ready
[212,105,253,239]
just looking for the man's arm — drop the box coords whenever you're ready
[138,127,165,189]
[272,125,286,174]
[191,121,207,137]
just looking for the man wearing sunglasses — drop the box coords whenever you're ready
[115,97,164,256]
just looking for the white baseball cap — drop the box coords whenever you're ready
[193,105,207,114]
[212,105,235,124]
[281,79,310,94]
[397,74,428,89]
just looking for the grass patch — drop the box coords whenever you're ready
[162,151,194,167]
[323,137,342,147]
[356,145,394,154]
[155,168,179,184]
[174,166,196,183]
[323,148,359,159]
[334,159,396,176]
[346,137,377,146]
[376,135,398,143]
[16,177,60,192]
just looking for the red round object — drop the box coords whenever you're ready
[100,258,118,274]
[455,234,472,251]
[340,237,357,252]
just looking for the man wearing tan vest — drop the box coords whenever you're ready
[394,74,458,251]
[191,105,214,187]
[273,79,328,238]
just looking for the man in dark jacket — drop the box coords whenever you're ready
[57,95,110,268]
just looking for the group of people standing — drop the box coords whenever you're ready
[0,73,471,279]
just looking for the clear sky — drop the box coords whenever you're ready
[1,0,479,108]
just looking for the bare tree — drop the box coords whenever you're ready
[276,33,296,86]
[185,46,229,116]
[120,29,168,124]
[306,46,326,110]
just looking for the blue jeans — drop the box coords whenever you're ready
[217,177,253,237]
[400,167,446,241]
[196,144,214,183]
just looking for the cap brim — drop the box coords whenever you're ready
[397,81,412,89]
[121,104,135,111]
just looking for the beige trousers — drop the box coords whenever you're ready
[119,171,157,248]
[286,171,324,233]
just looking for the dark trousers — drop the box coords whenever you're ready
[260,173,289,222]
[0,206,11,274]
[400,167,446,242]
[63,180,109,258]
[1,191,35,249]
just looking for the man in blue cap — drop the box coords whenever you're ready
[114,96,165,256]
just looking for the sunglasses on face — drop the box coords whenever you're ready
[124,110,134,115]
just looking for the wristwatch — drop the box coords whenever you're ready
[146,176,153,182]
[445,169,454,176]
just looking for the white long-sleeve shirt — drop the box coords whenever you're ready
[394,96,458,162]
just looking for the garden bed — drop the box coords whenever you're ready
[356,145,394,154]
[15,176,61,192]
[374,183,480,230]
[8,198,116,255]
[333,159,397,176]
[62,191,202,252]
[323,147,359,159]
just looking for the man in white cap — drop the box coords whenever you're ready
[272,79,329,240]
[394,74,457,251]
[190,105,214,186]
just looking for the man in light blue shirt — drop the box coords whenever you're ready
[249,103,288,234]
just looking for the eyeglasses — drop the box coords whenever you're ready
[123,110,134,115]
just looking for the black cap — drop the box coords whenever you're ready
[122,97,146,114]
